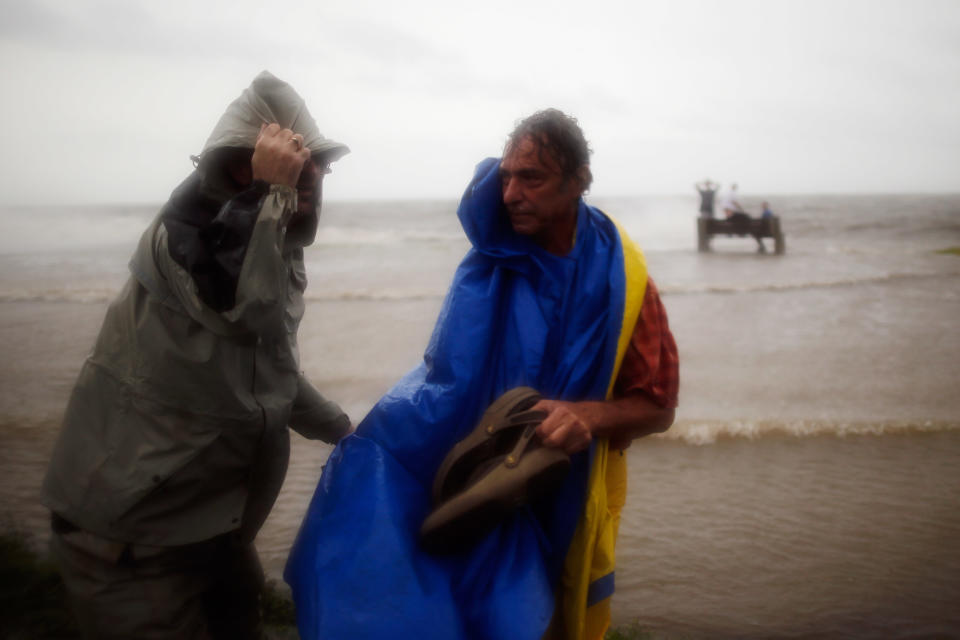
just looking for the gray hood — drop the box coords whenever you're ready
[198,70,349,162]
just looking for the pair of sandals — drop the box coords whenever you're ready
[420,387,571,553]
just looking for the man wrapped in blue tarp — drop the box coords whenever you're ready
[286,109,679,640]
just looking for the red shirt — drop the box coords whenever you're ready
[613,277,679,409]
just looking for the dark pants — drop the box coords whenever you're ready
[51,517,264,640]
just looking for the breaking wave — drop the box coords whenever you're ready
[659,269,958,296]
[314,227,464,246]
[5,266,956,305]
[659,418,960,445]
[0,285,448,304]
[303,288,447,302]
[0,287,118,304]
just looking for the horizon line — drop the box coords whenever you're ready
[3,189,960,210]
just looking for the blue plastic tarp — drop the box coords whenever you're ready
[284,158,628,640]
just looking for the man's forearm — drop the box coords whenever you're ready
[578,393,675,443]
[533,393,675,454]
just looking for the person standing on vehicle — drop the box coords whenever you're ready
[695,179,719,218]
[719,182,744,218]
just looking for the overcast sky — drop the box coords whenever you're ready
[0,0,958,204]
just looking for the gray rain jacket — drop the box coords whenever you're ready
[42,71,350,546]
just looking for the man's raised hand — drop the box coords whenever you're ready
[251,123,310,188]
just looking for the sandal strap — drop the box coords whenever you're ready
[480,409,547,437]
[503,424,538,469]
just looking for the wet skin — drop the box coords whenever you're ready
[499,135,583,255]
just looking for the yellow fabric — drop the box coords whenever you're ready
[549,216,647,639]
[604,217,647,402]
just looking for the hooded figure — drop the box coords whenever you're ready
[42,71,350,640]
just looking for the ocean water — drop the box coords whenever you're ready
[1,192,958,638]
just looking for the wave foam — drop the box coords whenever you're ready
[304,288,446,302]
[314,227,463,247]
[0,286,447,304]
[7,269,955,305]
[659,270,958,296]
[0,287,116,304]
[659,419,960,445]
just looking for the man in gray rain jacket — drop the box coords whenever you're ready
[41,71,351,639]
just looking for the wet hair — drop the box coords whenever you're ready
[505,108,593,191]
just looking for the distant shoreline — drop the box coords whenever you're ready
[3,190,960,211]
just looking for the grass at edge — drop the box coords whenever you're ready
[0,529,79,639]
[0,529,298,639]
[0,529,660,639]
